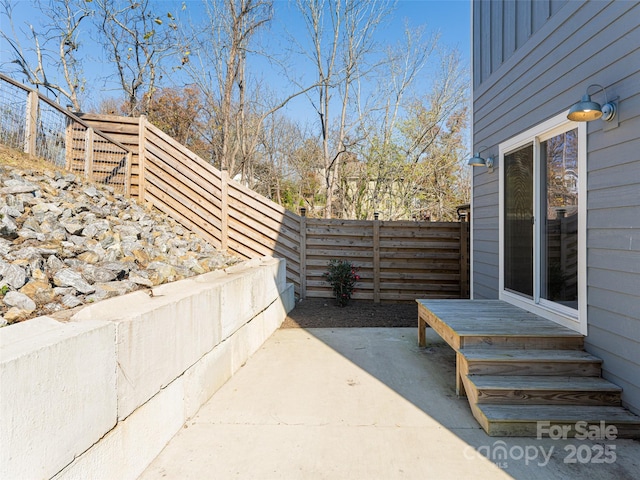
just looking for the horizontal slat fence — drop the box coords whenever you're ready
[304,219,467,301]
[78,113,142,198]
[0,74,131,195]
[143,120,224,249]
[74,112,471,301]
[227,181,301,288]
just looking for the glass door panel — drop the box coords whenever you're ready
[504,144,534,298]
[541,129,579,309]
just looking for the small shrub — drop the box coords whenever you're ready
[324,259,360,307]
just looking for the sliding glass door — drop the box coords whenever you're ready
[504,145,534,298]
[499,114,584,330]
[540,130,579,309]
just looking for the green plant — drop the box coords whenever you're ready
[324,259,360,307]
[0,285,9,296]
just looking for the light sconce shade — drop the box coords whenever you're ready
[468,152,487,167]
[567,84,617,122]
[467,150,494,173]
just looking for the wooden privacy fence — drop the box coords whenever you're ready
[302,217,469,302]
[76,113,469,302]
[0,74,131,195]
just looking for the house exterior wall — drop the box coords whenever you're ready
[471,0,640,414]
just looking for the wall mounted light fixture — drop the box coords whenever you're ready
[567,84,617,122]
[467,147,494,173]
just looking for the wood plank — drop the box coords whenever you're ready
[228,204,299,245]
[417,301,461,350]
[461,348,602,376]
[228,192,299,232]
[476,404,640,438]
[299,214,307,299]
[145,142,223,203]
[380,273,460,281]
[138,115,147,202]
[146,122,221,178]
[65,111,471,300]
[145,169,222,225]
[461,348,601,362]
[379,262,460,271]
[373,219,380,303]
[379,240,460,249]
[416,300,583,337]
[145,183,220,237]
[144,189,221,249]
[470,375,620,391]
[228,182,290,218]
[460,221,469,298]
[306,237,374,247]
[145,158,222,214]
[221,170,229,251]
[227,216,300,254]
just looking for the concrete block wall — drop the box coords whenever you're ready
[0,257,295,480]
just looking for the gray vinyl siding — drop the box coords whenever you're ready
[471,0,640,414]
[473,0,567,88]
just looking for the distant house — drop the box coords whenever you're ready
[470,0,640,414]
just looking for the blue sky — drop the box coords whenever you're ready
[1,0,471,118]
[258,0,471,125]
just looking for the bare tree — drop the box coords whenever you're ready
[0,0,92,110]
[345,23,437,219]
[184,0,320,181]
[293,0,393,218]
[94,0,180,116]
[181,0,273,175]
[341,39,468,221]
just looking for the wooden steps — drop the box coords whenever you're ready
[466,375,621,406]
[417,299,640,438]
[475,405,640,438]
[460,348,602,376]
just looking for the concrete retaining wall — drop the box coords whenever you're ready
[0,257,294,480]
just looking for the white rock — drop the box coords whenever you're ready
[3,291,36,312]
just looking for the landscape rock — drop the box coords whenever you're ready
[4,307,31,323]
[3,291,36,312]
[0,162,240,325]
[0,262,27,289]
[0,212,18,239]
[19,280,55,305]
[61,294,83,308]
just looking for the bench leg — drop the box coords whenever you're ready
[418,315,427,347]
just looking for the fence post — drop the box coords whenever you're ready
[460,219,469,298]
[138,115,147,203]
[64,116,74,171]
[220,169,229,251]
[373,212,381,303]
[299,207,307,299]
[24,90,38,155]
[84,127,94,182]
[124,151,133,198]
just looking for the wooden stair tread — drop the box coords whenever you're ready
[468,375,621,391]
[460,349,601,362]
[418,299,583,337]
[456,325,582,337]
[477,404,640,423]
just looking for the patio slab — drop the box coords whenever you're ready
[140,328,640,479]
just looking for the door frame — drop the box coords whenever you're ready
[498,111,588,334]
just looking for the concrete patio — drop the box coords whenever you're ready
[140,327,640,479]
